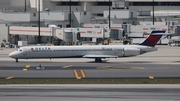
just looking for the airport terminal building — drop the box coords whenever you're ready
[0,0,180,45]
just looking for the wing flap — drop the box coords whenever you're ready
[83,54,118,58]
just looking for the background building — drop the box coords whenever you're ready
[0,0,180,45]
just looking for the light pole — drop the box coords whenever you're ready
[109,0,111,29]
[24,0,26,12]
[38,0,41,44]
[69,0,71,27]
[152,0,154,25]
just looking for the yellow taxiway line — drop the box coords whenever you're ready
[74,70,79,78]
[73,70,86,79]
[97,66,144,70]
[80,70,86,77]
[6,76,14,80]
[149,76,154,79]
[62,65,73,68]
[23,65,30,71]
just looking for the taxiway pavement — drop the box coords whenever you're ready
[0,84,180,101]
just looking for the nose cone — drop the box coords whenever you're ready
[9,52,16,58]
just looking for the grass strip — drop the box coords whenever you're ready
[0,78,180,84]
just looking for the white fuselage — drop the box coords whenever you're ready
[9,45,157,59]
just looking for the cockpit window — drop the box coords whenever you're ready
[16,48,23,51]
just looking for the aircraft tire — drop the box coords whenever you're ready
[95,58,102,62]
[15,58,18,62]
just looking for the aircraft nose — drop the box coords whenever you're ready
[9,52,16,58]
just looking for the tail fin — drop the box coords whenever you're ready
[139,30,166,47]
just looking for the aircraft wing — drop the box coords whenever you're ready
[83,54,118,58]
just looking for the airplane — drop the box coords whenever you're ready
[9,30,165,63]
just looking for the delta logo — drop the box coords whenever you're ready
[30,47,51,51]
[30,48,34,51]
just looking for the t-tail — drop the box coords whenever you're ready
[139,30,166,47]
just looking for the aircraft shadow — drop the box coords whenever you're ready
[125,61,154,63]
[86,60,111,63]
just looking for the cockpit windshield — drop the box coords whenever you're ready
[16,48,22,52]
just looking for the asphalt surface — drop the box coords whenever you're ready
[0,84,180,101]
[0,45,180,78]
[0,61,180,78]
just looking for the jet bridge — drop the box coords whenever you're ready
[9,26,53,37]
[9,26,109,44]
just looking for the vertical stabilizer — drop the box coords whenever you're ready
[139,30,166,47]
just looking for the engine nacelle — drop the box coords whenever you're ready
[123,48,140,57]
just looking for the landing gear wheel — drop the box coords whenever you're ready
[95,58,102,62]
[15,58,18,62]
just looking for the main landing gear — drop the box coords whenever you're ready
[15,58,18,62]
[95,58,102,62]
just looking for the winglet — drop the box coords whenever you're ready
[139,30,166,47]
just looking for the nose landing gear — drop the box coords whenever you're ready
[15,58,18,62]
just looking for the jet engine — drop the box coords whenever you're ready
[123,48,140,57]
